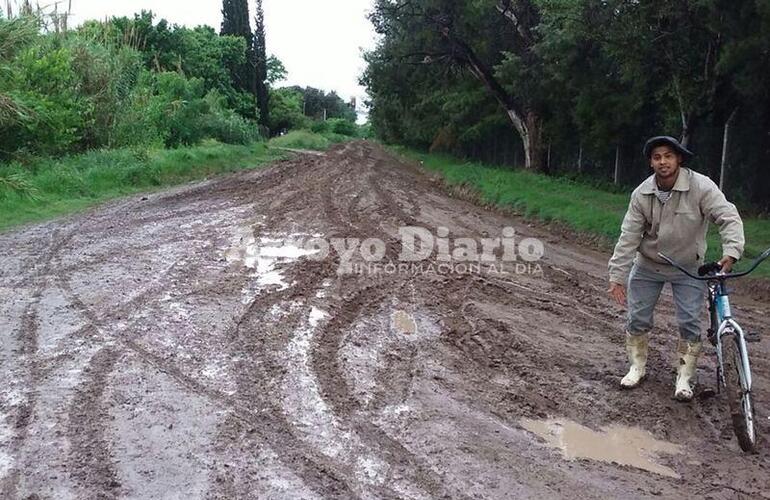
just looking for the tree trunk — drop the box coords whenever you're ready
[614,145,621,185]
[680,111,691,148]
[719,108,738,192]
[510,110,546,172]
[577,142,583,174]
[673,76,694,148]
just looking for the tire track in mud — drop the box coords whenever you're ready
[51,255,186,346]
[17,189,272,497]
[307,147,481,498]
[215,258,359,499]
[319,154,366,238]
[5,145,453,497]
[56,234,338,496]
[228,150,426,496]
[312,282,469,500]
[369,157,422,224]
[48,149,360,498]
[25,222,165,498]
[67,346,122,498]
[56,247,355,498]
[1,225,81,497]
[295,150,446,495]
[359,150,628,424]
[393,275,554,421]
[212,147,457,497]
[52,234,195,277]
[217,208,435,498]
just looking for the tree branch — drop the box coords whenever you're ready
[439,29,527,136]
[496,0,536,46]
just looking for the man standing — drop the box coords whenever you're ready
[608,136,744,401]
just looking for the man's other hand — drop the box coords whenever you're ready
[608,282,627,307]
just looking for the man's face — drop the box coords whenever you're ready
[649,145,682,181]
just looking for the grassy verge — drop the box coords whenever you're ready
[392,146,770,278]
[268,129,355,151]
[0,140,286,233]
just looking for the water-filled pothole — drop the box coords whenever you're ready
[224,227,320,301]
[520,417,683,478]
[392,310,417,335]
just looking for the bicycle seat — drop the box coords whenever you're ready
[698,262,722,276]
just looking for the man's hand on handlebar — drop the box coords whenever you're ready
[718,255,737,273]
[608,282,626,307]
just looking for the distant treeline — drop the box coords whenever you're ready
[0,7,357,162]
[363,1,770,210]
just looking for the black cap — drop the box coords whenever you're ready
[642,136,694,160]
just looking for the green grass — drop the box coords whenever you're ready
[268,129,354,151]
[0,140,286,232]
[392,146,770,278]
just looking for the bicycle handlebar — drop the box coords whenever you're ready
[658,246,770,281]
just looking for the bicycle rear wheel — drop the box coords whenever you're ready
[722,334,758,452]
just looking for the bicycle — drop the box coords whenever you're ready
[658,247,770,453]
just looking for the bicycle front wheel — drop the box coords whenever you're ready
[722,334,758,452]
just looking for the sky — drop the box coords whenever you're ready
[61,0,379,115]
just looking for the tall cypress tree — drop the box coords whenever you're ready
[253,0,269,129]
[221,0,257,117]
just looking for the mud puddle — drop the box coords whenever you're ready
[392,310,417,335]
[520,418,683,478]
[224,226,320,301]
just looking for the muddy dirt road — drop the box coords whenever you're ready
[1,141,769,499]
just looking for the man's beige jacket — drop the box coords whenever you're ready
[608,167,744,284]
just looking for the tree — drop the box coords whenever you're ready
[221,0,257,118]
[253,0,269,129]
[290,86,356,122]
[366,0,552,171]
[268,87,307,133]
[266,55,286,84]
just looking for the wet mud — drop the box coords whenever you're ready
[1,141,769,499]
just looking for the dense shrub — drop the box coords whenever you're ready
[0,13,264,161]
[327,118,357,136]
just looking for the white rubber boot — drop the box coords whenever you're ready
[674,339,702,401]
[620,332,649,388]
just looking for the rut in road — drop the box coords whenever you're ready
[0,140,768,499]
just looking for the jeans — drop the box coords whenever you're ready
[626,262,707,342]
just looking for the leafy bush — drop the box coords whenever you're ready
[3,43,84,155]
[268,87,308,134]
[0,162,38,200]
[327,117,357,136]
[358,122,374,139]
[0,13,266,160]
[110,85,164,147]
[269,130,330,151]
[310,120,331,134]
[68,41,144,148]
[201,90,260,144]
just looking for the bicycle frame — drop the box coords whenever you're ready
[709,280,753,395]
